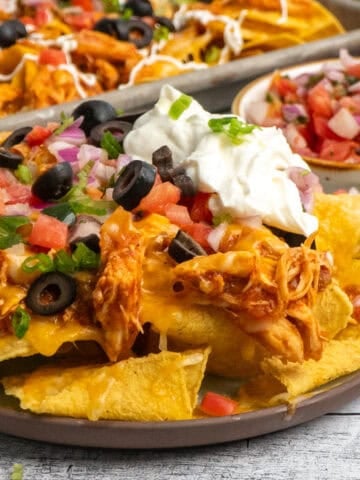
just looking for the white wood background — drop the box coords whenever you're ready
[0,397,359,480]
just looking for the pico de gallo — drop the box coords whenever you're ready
[247,49,360,164]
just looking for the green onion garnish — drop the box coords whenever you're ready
[22,253,54,273]
[153,25,170,41]
[168,94,193,120]
[121,7,133,19]
[11,463,24,480]
[205,45,220,64]
[54,112,75,135]
[14,164,32,184]
[100,131,123,159]
[72,242,100,270]
[102,0,121,13]
[0,216,30,250]
[11,308,30,339]
[42,202,76,225]
[54,250,77,274]
[212,212,233,226]
[208,117,257,144]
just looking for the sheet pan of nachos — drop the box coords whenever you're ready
[0,0,350,121]
[0,85,360,445]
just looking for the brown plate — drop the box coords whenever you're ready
[0,371,359,449]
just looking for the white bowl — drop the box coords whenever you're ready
[231,59,360,193]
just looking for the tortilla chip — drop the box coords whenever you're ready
[261,337,360,398]
[314,280,353,339]
[2,348,210,421]
[314,193,360,287]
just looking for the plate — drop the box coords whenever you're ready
[0,371,359,449]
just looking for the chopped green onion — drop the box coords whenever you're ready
[0,216,30,250]
[22,253,54,273]
[208,117,257,145]
[54,112,75,135]
[153,25,170,41]
[265,92,274,103]
[102,0,121,13]
[205,45,220,64]
[168,94,193,120]
[11,308,30,339]
[121,7,133,19]
[213,212,233,226]
[72,242,100,270]
[100,131,123,159]
[14,164,32,184]
[54,250,77,274]
[42,202,76,225]
[69,197,113,216]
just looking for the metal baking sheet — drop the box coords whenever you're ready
[0,29,359,130]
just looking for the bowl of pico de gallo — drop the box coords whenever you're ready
[232,49,360,192]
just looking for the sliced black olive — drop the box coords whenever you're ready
[0,21,17,48]
[68,214,102,252]
[72,100,117,136]
[123,0,153,17]
[93,17,119,37]
[168,230,207,263]
[152,145,173,181]
[112,160,156,211]
[172,173,196,197]
[10,19,27,39]
[269,226,309,248]
[31,162,73,201]
[1,126,32,149]
[25,272,77,316]
[0,148,23,169]
[42,203,76,226]
[125,19,153,48]
[90,120,132,146]
[154,16,175,32]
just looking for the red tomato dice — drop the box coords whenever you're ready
[39,48,67,66]
[163,204,193,227]
[307,84,333,118]
[137,182,181,214]
[25,126,53,147]
[319,139,356,162]
[182,222,212,249]
[28,214,68,250]
[190,192,213,224]
[200,392,237,417]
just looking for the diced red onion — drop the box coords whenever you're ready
[294,73,311,87]
[116,154,132,172]
[247,100,269,125]
[4,203,31,216]
[287,167,322,212]
[93,161,116,184]
[58,146,80,163]
[78,144,107,169]
[207,223,227,252]
[349,81,360,94]
[51,124,86,146]
[324,68,345,84]
[354,115,360,126]
[339,48,358,67]
[282,103,308,123]
[104,188,114,200]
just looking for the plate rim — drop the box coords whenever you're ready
[1,369,359,449]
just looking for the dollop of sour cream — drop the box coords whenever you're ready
[124,85,318,236]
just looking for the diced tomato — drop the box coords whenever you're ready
[25,125,53,147]
[319,139,356,162]
[312,115,342,141]
[34,6,52,26]
[307,84,333,118]
[6,183,31,204]
[38,48,66,66]
[200,392,237,417]
[346,63,360,79]
[137,182,181,214]
[339,95,360,115]
[63,12,96,30]
[28,214,68,250]
[71,0,94,11]
[182,222,212,249]
[270,72,298,99]
[190,192,213,224]
[163,204,193,227]
[19,16,36,26]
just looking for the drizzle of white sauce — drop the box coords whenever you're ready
[278,0,289,24]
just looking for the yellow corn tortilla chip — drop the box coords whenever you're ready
[314,280,353,339]
[2,348,210,421]
[314,193,360,287]
[261,337,360,398]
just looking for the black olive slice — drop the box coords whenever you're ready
[152,145,173,181]
[123,0,153,17]
[68,214,102,252]
[112,160,156,211]
[90,120,132,146]
[72,100,117,136]
[31,162,73,201]
[125,19,153,48]
[0,148,23,169]
[0,21,18,48]
[168,230,207,263]
[25,272,77,316]
[1,126,32,149]
[172,173,196,197]
[154,16,175,32]
[93,17,119,37]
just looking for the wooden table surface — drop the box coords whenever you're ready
[0,396,359,480]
